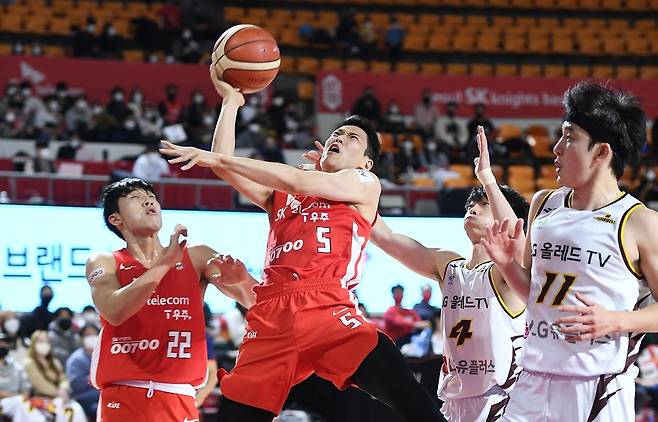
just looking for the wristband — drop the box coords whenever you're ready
[476,168,496,187]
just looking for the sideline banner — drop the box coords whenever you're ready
[317,70,658,118]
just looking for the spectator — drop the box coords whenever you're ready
[116,110,142,142]
[414,89,439,141]
[33,140,56,173]
[0,333,30,398]
[236,120,266,149]
[358,16,377,60]
[158,0,182,50]
[158,83,183,125]
[23,330,69,399]
[138,104,164,141]
[56,133,84,160]
[224,302,248,349]
[430,310,443,356]
[132,143,170,181]
[637,166,658,211]
[174,28,201,63]
[385,16,405,67]
[436,101,467,159]
[466,102,494,159]
[89,101,120,142]
[64,96,93,135]
[383,284,425,347]
[382,101,406,135]
[72,19,99,58]
[413,283,440,321]
[299,21,314,43]
[258,136,286,164]
[127,88,146,119]
[65,324,100,419]
[238,95,261,130]
[74,305,99,330]
[350,86,381,127]
[268,94,287,138]
[99,23,122,59]
[1,312,29,364]
[54,81,73,113]
[420,139,459,188]
[196,303,218,408]
[652,116,658,158]
[182,89,209,145]
[393,137,422,184]
[48,307,80,368]
[335,8,359,54]
[106,87,131,124]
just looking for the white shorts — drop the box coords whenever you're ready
[441,385,509,422]
[500,369,637,422]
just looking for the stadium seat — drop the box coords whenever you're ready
[49,17,72,36]
[445,63,469,76]
[616,65,638,79]
[507,165,535,192]
[568,65,590,78]
[497,124,523,142]
[320,58,343,72]
[528,37,550,54]
[495,64,518,76]
[536,165,559,189]
[502,36,526,54]
[520,64,542,77]
[530,135,555,158]
[470,63,493,76]
[591,65,615,78]
[396,62,418,74]
[345,59,367,72]
[640,66,658,79]
[420,63,443,75]
[297,81,314,100]
[296,57,320,75]
[280,56,297,74]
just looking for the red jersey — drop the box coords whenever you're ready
[90,247,207,388]
[263,190,373,290]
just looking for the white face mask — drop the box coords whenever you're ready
[273,97,284,107]
[35,342,51,356]
[3,318,19,335]
[38,148,51,160]
[83,335,98,350]
[82,312,98,324]
[403,141,414,152]
[426,142,437,152]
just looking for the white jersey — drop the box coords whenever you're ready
[438,258,526,400]
[523,187,651,376]
[0,396,86,422]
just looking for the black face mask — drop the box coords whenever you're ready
[0,347,8,359]
[41,295,52,307]
[58,318,72,331]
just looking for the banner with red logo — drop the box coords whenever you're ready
[317,70,658,119]
[0,55,272,105]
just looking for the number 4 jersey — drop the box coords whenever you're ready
[264,190,373,289]
[438,259,526,400]
[523,187,650,377]
[90,247,207,389]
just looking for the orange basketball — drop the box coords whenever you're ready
[211,24,281,94]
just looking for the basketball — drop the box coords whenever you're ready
[211,24,281,94]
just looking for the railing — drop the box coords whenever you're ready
[0,171,446,215]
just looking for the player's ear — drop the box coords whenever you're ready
[361,157,374,171]
[108,213,122,228]
[595,142,612,163]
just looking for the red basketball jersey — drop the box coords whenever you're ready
[264,190,374,289]
[90,247,207,388]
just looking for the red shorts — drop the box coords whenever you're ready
[219,279,378,415]
[98,385,198,421]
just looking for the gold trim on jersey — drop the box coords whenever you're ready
[442,256,465,282]
[487,265,525,319]
[531,189,556,223]
[618,202,645,279]
[564,189,628,211]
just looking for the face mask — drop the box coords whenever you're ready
[108,27,117,36]
[248,97,260,107]
[56,89,66,99]
[402,141,414,152]
[390,105,399,114]
[35,342,51,356]
[7,86,17,96]
[193,94,204,104]
[48,101,60,112]
[5,112,16,123]
[273,97,284,107]
[426,142,437,152]
[124,120,136,130]
[83,335,98,350]
[75,99,87,110]
[82,312,98,324]
[203,115,214,126]
[41,294,52,306]
[423,95,431,104]
[248,123,260,133]
[113,93,124,102]
[22,88,31,97]
[38,148,51,160]
[0,347,8,359]
[70,139,81,148]
[167,91,177,101]
[132,92,143,103]
[87,24,96,33]
[3,318,20,335]
[182,29,192,40]
[92,105,103,115]
[57,318,72,331]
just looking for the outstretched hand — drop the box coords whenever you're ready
[480,218,524,267]
[159,224,187,268]
[474,125,491,175]
[300,140,324,171]
[209,64,244,107]
[207,254,250,286]
[555,293,623,341]
[160,140,220,171]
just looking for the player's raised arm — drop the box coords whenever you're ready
[371,217,459,283]
[86,225,187,326]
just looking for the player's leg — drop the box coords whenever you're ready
[216,397,276,422]
[350,331,443,422]
[442,386,509,422]
[499,371,548,421]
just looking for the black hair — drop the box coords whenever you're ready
[465,185,530,230]
[336,115,380,166]
[80,324,100,336]
[391,284,404,294]
[82,305,96,313]
[563,81,646,179]
[101,178,157,239]
[55,307,72,318]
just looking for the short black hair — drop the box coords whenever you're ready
[101,178,156,239]
[465,185,530,230]
[391,284,404,294]
[82,305,96,313]
[336,115,380,166]
[80,324,100,336]
[563,81,646,179]
[55,307,72,318]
